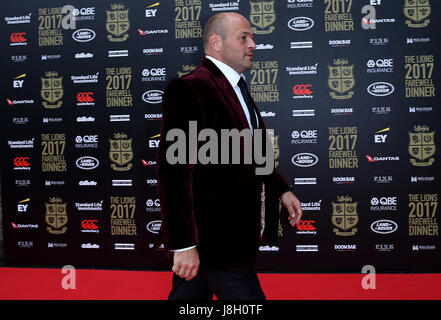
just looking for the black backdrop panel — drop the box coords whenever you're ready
[1,0,440,271]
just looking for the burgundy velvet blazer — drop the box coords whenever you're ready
[156,58,289,270]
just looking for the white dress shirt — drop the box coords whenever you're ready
[206,55,258,131]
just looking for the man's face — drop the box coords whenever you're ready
[218,15,256,74]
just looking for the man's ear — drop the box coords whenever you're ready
[209,33,222,52]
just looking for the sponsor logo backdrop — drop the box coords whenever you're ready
[1,0,440,271]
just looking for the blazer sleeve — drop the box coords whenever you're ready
[156,78,203,250]
[274,169,290,197]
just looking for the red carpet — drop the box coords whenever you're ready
[0,267,440,300]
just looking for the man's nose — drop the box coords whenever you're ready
[248,38,256,50]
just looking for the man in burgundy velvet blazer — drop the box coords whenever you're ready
[156,13,302,300]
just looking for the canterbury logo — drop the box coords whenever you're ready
[14,157,30,167]
[293,84,313,95]
[81,220,99,230]
[76,92,94,102]
[10,32,27,43]
[296,220,317,231]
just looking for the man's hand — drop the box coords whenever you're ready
[172,247,200,281]
[281,191,303,227]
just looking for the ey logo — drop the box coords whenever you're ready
[13,74,26,88]
[17,198,30,212]
[374,127,390,143]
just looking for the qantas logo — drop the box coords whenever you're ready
[11,222,38,229]
[141,159,156,166]
[367,155,400,162]
[7,98,34,105]
[138,28,169,36]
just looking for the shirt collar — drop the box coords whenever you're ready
[205,55,243,87]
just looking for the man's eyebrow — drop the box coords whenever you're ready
[239,31,254,36]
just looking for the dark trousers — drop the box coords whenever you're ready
[168,268,266,300]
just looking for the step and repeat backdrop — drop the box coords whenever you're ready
[1,0,440,271]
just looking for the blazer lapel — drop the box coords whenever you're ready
[202,58,251,130]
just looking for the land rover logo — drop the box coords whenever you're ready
[367,82,395,96]
[371,220,398,234]
[146,220,162,234]
[287,17,314,31]
[76,156,99,170]
[291,153,318,167]
[72,29,96,42]
[142,90,163,104]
